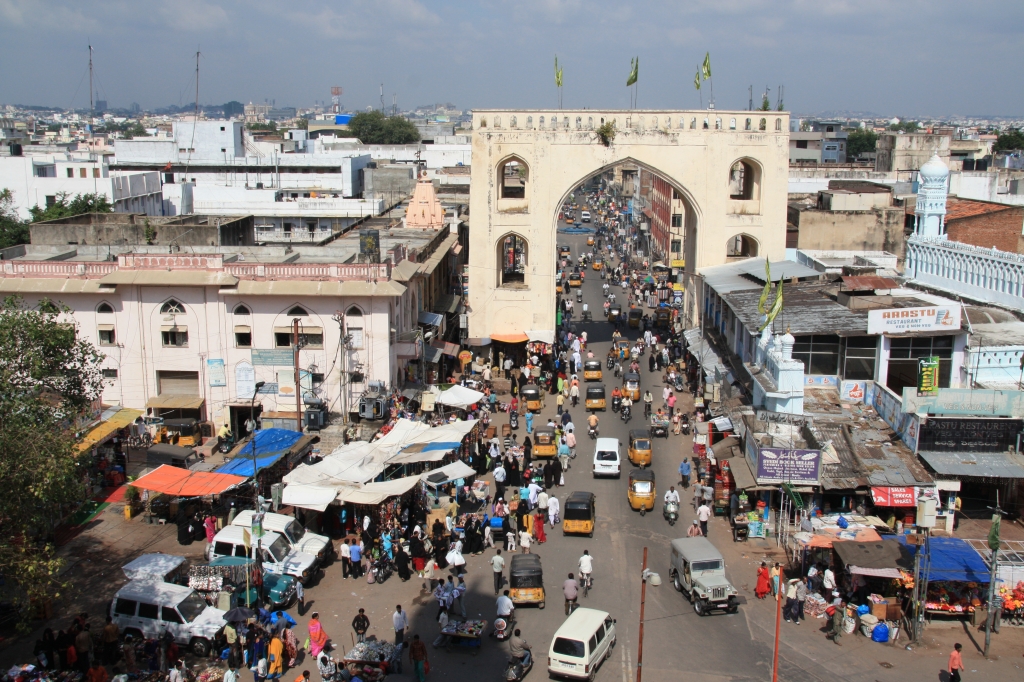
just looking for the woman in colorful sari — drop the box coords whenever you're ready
[755,562,771,600]
[267,633,284,680]
[307,613,329,658]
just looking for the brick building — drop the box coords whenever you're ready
[944,198,1024,254]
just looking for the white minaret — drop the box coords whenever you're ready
[914,153,949,238]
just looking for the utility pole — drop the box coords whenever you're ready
[636,547,648,682]
[88,44,94,116]
[748,85,752,112]
[985,492,1006,657]
[293,318,303,432]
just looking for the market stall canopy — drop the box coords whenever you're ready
[78,407,143,452]
[832,539,910,576]
[526,330,555,345]
[418,311,444,327]
[281,484,340,512]
[132,465,245,497]
[214,428,307,478]
[917,450,1024,479]
[792,527,883,548]
[491,332,529,343]
[147,395,204,410]
[335,476,422,506]
[389,419,479,464]
[284,441,387,487]
[421,460,476,485]
[437,386,485,410]
[897,536,991,583]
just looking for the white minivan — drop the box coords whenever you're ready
[110,580,225,656]
[231,510,333,564]
[547,607,616,680]
[581,210,591,222]
[592,437,621,478]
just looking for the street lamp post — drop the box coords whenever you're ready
[250,380,265,606]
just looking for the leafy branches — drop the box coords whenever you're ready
[0,188,30,249]
[348,111,420,144]
[28,193,113,223]
[596,122,616,147]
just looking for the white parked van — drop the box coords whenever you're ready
[231,510,332,564]
[592,437,621,478]
[207,526,317,585]
[547,607,616,680]
[110,580,224,656]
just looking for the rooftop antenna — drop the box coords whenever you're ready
[393,93,397,117]
[331,86,342,114]
[380,84,385,113]
[748,85,752,112]
[89,44,94,117]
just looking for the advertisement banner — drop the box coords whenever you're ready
[867,306,960,335]
[840,380,866,403]
[235,361,255,399]
[917,356,940,395]
[252,349,294,366]
[902,387,1024,418]
[871,486,917,507]
[756,448,822,485]
[207,358,227,387]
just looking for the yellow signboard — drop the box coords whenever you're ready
[670,259,686,268]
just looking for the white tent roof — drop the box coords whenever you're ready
[281,484,340,512]
[389,419,479,464]
[437,385,485,409]
[421,460,476,485]
[526,329,555,344]
[335,476,423,506]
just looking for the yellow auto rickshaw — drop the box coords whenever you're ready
[585,384,606,411]
[586,236,595,246]
[655,308,672,329]
[559,246,571,258]
[583,359,603,382]
[509,554,545,609]
[627,307,643,329]
[522,385,544,412]
[627,468,656,515]
[608,305,622,323]
[563,491,596,537]
[623,372,641,401]
[568,273,582,288]
[533,429,557,458]
[556,281,564,294]
[614,339,631,359]
[592,259,603,271]
[160,418,200,447]
[628,429,653,467]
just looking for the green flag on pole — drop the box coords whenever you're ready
[702,52,712,81]
[760,280,784,332]
[626,57,638,87]
[694,69,701,90]
[757,258,772,314]
[989,513,1001,552]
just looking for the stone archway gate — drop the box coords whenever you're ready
[467,109,790,342]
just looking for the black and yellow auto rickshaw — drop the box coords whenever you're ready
[628,429,653,467]
[614,339,631,359]
[533,429,558,458]
[585,384,606,411]
[655,308,673,329]
[559,246,571,259]
[627,468,656,515]
[568,272,582,288]
[623,372,641,401]
[586,235,595,246]
[583,359,603,382]
[627,307,643,329]
[556,280,564,294]
[161,418,200,447]
[592,258,603,271]
[562,491,596,537]
[522,385,544,412]
[608,305,622,323]
[509,554,545,609]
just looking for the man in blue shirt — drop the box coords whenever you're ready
[270,610,296,629]
[678,459,691,488]
[349,541,363,578]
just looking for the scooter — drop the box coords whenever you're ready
[218,436,235,454]
[370,557,393,584]
[588,425,598,440]
[606,356,615,370]
[673,376,685,392]
[680,414,691,436]
[664,500,679,526]
[611,395,622,412]
[492,616,515,642]
[621,405,631,423]
[503,655,533,682]
[509,411,519,430]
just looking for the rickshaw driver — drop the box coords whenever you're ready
[643,390,654,418]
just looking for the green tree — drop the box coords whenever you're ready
[295,118,309,130]
[995,129,1024,152]
[0,296,105,631]
[758,94,771,111]
[246,121,277,132]
[29,193,113,223]
[0,189,30,248]
[348,111,420,144]
[888,121,920,133]
[846,129,878,158]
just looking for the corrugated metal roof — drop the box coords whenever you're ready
[811,422,868,490]
[735,259,822,283]
[698,261,764,295]
[721,282,869,336]
[840,275,899,291]
[918,450,1024,478]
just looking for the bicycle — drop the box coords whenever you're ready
[580,573,592,598]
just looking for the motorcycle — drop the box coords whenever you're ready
[503,655,533,682]
[509,411,519,430]
[680,414,691,436]
[611,395,622,413]
[492,616,515,642]
[673,376,685,392]
[370,558,393,584]
[218,436,235,454]
[663,500,679,526]
[621,405,632,423]
[606,356,615,370]
[588,425,598,440]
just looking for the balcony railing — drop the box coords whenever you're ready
[2,261,117,277]
[255,228,335,244]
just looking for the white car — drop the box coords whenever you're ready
[208,527,317,585]
[592,437,621,478]
[110,580,225,656]
[581,210,592,222]
[231,510,332,564]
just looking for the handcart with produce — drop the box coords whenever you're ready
[439,619,488,652]
[343,639,400,680]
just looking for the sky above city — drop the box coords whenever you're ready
[1,0,1022,117]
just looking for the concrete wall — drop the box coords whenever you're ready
[950,169,1024,206]
[947,206,1024,254]
[29,214,254,247]
[876,133,951,173]
[789,207,905,259]
[467,110,790,339]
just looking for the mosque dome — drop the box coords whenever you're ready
[918,153,949,183]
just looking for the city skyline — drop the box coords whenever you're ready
[1,0,1023,118]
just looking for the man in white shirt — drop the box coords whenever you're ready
[663,486,680,505]
[577,550,594,586]
[393,604,409,646]
[822,566,836,596]
[490,549,505,595]
[493,463,507,501]
[697,502,712,538]
[496,590,515,619]
[339,539,351,579]
[503,357,513,379]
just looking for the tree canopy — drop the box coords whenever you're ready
[246,121,277,132]
[29,192,113,223]
[0,296,105,630]
[96,121,149,139]
[0,189,30,249]
[994,129,1024,152]
[846,129,878,159]
[348,111,420,144]
[888,120,920,133]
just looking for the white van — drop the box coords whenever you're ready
[110,580,225,656]
[581,210,591,223]
[592,437,621,478]
[547,607,616,680]
[231,510,332,564]
[207,526,317,585]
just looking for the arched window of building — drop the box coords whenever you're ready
[497,156,529,200]
[497,233,528,287]
[97,302,114,314]
[775,118,782,131]
[728,159,761,201]
[345,306,364,349]
[726,234,759,259]
[233,304,250,316]
[759,118,767,131]
[288,305,308,316]
[161,299,185,314]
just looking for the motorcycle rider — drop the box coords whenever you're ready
[496,589,515,623]
[664,486,681,506]
[620,394,633,421]
[642,390,654,418]
[587,413,600,437]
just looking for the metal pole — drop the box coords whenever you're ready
[985,546,999,656]
[293,318,302,431]
[250,380,265,605]
[636,547,647,682]
[771,572,783,682]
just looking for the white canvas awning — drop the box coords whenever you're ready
[526,329,555,345]
[437,385,485,410]
[282,484,340,512]
[389,420,479,464]
[335,476,422,506]
[420,460,476,486]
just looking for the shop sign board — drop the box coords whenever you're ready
[207,358,226,387]
[755,448,821,485]
[917,356,940,395]
[902,387,1024,417]
[755,409,813,428]
[870,486,938,506]
[918,417,1023,453]
[867,306,960,335]
[252,349,294,366]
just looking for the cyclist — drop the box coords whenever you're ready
[578,550,594,592]
[642,390,654,418]
[563,573,579,615]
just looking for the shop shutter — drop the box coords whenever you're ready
[157,371,199,395]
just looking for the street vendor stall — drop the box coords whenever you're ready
[439,619,488,651]
[344,639,401,679]
[897,536,991,623]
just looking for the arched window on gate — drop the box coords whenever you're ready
[759,118,767,131]
[498,234,529,287]
[775,118,782,131]
[497,156,529,200]
[526,116,533,128]
[726,234,759,259]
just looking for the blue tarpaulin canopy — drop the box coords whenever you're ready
[896,536,990,583]
[215,428,305,478]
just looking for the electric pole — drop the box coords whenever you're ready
[88,44,94,116]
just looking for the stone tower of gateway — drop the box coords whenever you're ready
[465,110,791,344]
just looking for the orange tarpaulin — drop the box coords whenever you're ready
[132,465,245,497]
[490,333,529,343]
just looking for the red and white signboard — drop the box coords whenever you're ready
[871,486,918,507]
